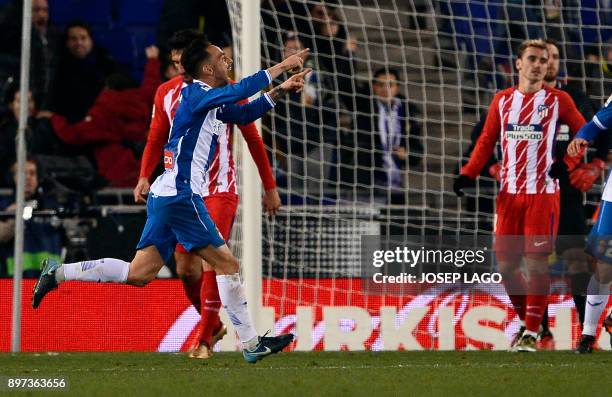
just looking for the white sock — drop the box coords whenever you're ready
[583,275,611,336]
[55,258,129,284]
[216,273,258,347]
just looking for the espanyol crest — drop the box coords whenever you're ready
[537,104,549,118]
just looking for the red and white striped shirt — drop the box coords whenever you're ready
[139,77,275,197]
[462,85,586,194]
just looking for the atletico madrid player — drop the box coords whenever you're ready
[454,39,586,352]
[133,30,281,359]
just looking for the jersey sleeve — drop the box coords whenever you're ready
[192,70,272,114]
[216,94,275,126]
[139,86,171,179]
[558,90,587,135]
[460,93,502,178]
[594,95,612,129]
[237,120,276,191]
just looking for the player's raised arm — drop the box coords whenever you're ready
[216,69,312,126]
[182,37,309,113]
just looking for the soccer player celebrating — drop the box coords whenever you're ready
[33,37,311,363]
[568,95,612,354]
[454,39,587,352]
[133,30,280,359]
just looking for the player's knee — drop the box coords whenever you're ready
[127,262,159,287]
[175,255,201,283]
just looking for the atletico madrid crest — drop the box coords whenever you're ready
[537,104,549,118]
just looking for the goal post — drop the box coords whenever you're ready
[226,0,612,351]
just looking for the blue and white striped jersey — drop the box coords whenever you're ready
[150,70,274,197]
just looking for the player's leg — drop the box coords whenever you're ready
[32,194,175,308]
[193,243,293,362]
[196,194,237,353]
[175,247,204,312]
[32,245,167,308]
[170,196,292,362]
[558,191,591,328]
[513,192,559,352]
[577,261,612,353]
[495,192,528,340]
[577,199,612,353]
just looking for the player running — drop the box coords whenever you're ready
[32,36,311,363]
[133,30,280,359]
[454,39,587,352]
[568,94,612,354]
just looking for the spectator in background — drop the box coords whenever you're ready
[0,158,63,278]
[264,33,336,195]
[0,0,59,110]
[309,3,356,110]
[585,39,612,100]
[0,83,70,187]
[355,68,423,201]
[51,21,117,122]
[49,46,161,187]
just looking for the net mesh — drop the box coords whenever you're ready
[226,0,612,349]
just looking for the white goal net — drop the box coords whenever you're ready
[226,0,612,351]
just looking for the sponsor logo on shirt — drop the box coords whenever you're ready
[537,104,549,118]
[505,124,544,140]
[164,150,174,169]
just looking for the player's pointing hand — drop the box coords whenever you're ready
[280,68,312,93]
[281,48,309,72]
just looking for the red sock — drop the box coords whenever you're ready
[199,271,222,346]
[502,269,527,320]
[524,272,550,333]
[181,274,203,313]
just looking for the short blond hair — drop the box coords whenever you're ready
[517,39,548,59]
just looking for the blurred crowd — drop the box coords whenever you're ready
[436,0,612,106]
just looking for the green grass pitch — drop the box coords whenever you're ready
[1,351,611,396]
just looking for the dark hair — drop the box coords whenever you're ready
[65,20,92,39]
[168,29,206,52]
[106,73,138,91]
[544,38,558,49]
[373,67,400,81]
[181,37,212,79]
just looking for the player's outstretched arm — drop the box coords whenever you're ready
[217,69,312,126]
[193,49,310,114]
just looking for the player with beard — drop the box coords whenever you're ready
[133,30,281,359]
[33,36,310,363]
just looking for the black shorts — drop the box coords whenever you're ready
[556,192,586,254]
